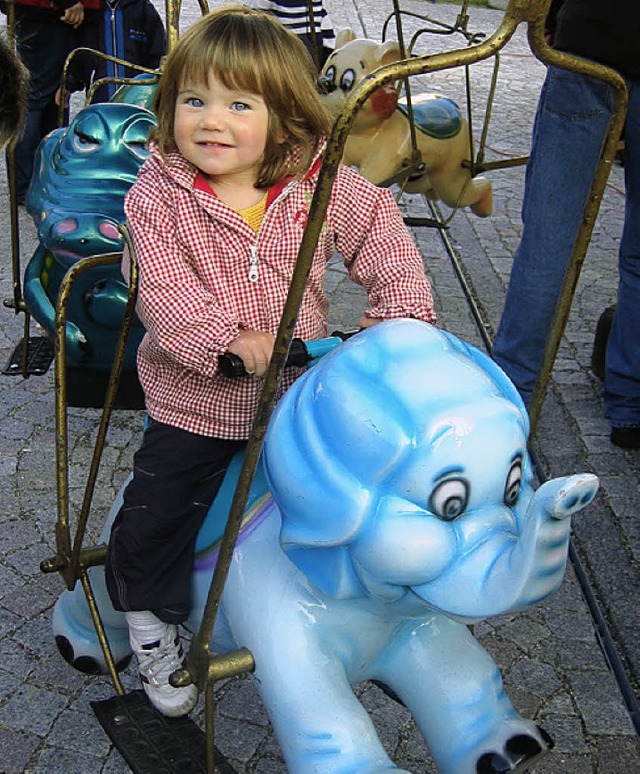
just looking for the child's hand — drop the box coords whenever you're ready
[358,315,384,329]
[227,330,276,378]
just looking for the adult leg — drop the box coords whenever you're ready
[12,19,76,198]
[605,78,640,445]
[492,67,613,405]
[105,419,244,624]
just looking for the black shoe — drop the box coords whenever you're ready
[610,426,640,449]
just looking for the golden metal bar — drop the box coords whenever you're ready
[80,571,125,695]
[70,244,139,580]
[473,155,529,173]
[4,2,25,316]
[165,0,181,53]
[53,249,138,588]
[204,681,215,773]
[41,545,107,574]
[58,47,161,109]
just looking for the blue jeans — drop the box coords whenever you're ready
[11,17,75,198]
[492,65,640,429]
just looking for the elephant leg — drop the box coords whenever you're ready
[250,649,409,774]
[376,615,550,774]
[52,565,130,674]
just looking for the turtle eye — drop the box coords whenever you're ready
[504,458,523,507]
[429,478,469,521]
[73,128,100,152]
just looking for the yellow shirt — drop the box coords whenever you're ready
[235,192,267,233]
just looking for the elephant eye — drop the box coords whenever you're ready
[429,478,469,521]
[340,69,356,92]
[504,458,523,507]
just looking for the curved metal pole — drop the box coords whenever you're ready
[165,0,210,53]
[48,248,138,588]
[3,1,26,319]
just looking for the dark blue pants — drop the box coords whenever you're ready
[12,17,75,198]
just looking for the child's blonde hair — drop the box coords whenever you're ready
[153,5,333,187]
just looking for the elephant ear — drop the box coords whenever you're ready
[264,332,412,598]
[440,330,530,433]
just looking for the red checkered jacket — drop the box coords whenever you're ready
[124,143,436,439]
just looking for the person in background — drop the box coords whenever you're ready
[104,6,436,717]
[58,0,166,105]
[1,0,97,203]
[491,0,640,449]
[0,31,28,149]
[245,0,336,69]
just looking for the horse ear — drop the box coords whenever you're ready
[335,28,356,49]
[378,39,402,66]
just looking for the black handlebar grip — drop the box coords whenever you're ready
[218,351,248,377]
[218,338,310,377]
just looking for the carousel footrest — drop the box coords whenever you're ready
[3,335,54,376]
[91,689,235,773]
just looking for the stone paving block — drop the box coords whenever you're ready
[0,727,41,773]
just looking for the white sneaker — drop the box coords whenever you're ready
[130,624,198,717]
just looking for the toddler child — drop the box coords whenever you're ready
[105,5,437,717]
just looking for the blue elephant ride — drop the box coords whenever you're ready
[23,79,158,408]
[51,319,599,774]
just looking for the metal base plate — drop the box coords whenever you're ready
[3,336,54,376]
[92,690,235,774]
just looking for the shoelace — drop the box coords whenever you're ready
[138,638,184,684]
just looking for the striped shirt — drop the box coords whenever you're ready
[246,0,337,49]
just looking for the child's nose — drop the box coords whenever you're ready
[200,105,225,129]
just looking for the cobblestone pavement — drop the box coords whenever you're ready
[1,1,639,772]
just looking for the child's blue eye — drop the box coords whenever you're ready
[231,102,250,112]
[186,97,203,108]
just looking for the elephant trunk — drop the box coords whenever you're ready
[414,473,598,620]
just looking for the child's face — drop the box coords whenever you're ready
[174,72,270,186]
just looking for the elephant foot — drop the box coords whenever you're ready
[476,727,553,773]
[55,632,132,675]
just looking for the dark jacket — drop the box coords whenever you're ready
[65,0,166,101]
[1,0,100,23]
[548,0,640,81]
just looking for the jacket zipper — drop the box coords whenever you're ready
[247,178,301,283]
[248,244,259,283]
